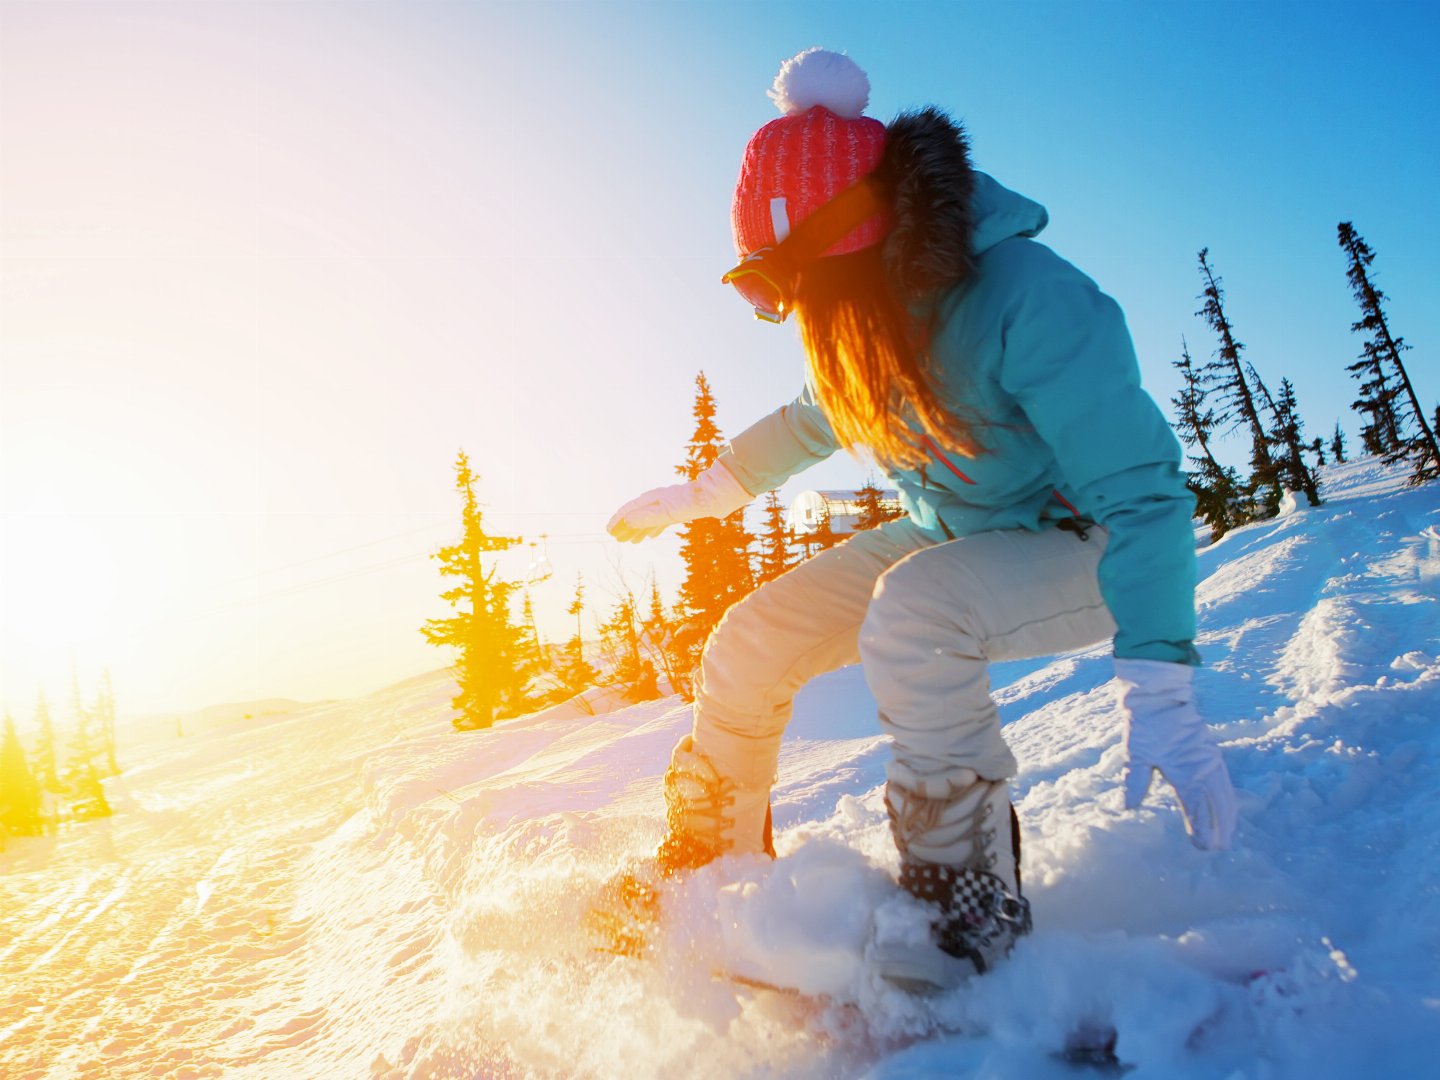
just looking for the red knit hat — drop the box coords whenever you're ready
[731,49,890,259]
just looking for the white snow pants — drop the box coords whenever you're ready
[691,517,1118,804]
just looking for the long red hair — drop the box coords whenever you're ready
[794,247,982,471]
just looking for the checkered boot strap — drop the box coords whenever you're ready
[898,860,1034,975]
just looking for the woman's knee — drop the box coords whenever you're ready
[703,576,792,661]
[863,547,983,646]
[697,579,831,717]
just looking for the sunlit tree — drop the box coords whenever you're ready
[61,674,111,821]
[855,474,903,532]
[0,714,44,841]
[674,372,755,675]
[553,574,599,698]
[95,669,119,777]
[798,502,843,559]
[512,591,547,701]
[640,576,684,697]
[60,666,110,819]
[31,691,60,795]
[422,450,525,731]
[598,590,660,704]
[755,490,797,585]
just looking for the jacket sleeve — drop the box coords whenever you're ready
[995,253,1199,665]
[718,383,841,495]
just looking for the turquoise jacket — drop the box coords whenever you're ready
[717,173,1198,665]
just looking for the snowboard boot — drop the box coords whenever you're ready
[588,735,773,956]
[654,734,775,875]
[871,772,1032,992]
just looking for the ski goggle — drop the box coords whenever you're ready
[721,176,887,324]
[721,250,795,324]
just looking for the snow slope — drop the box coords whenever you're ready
[2,458,1438,1078]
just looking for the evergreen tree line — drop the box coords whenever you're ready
[424,373,902,730]
[1,673,118,849]
[1174,225,1437,540]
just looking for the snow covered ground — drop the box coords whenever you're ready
[3,457,1438,1078]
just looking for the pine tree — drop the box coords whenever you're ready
[636,576,684,697]
[555,574,599,697]
[1170,336,1247,538]
[66,760,111,821]
[1337,222,1440,483]
[512,591,549,705]
[1196,249,1280,515]
[422,450,526,731]
[755,490,797,585]
[95,669,119,777]
[598,590,660,704]
[60,665,110,818]
[1330,422,1348,464]
[674,372,756,673]
[32,692,60,795]
[854,474,903,532]
[1,714,45,840]
[1268,378,1321,506]
[61,672,112,821]
[799,503,844,559]
[1341,233,1403,456]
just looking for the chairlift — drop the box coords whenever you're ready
[526,534,555,585]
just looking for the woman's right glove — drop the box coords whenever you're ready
[607,460,754,543]
[1116,657,1238,851]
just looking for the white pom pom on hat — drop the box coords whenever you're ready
[767,47,870,118]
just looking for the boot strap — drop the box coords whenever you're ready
[899,861,1033,973]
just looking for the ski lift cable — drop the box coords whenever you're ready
[161,530,622,625]
[484,510,616,519]
[220,520,455,586]
[215,522,610,596]
[167,551,437,624]
[107,512,634,638]
[237,529,614,607]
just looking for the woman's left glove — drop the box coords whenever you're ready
[1116,658,1238,851]
[607,460,754,543]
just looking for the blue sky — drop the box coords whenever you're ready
[2,0,1436,717]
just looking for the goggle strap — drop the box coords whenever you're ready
[777,176,885,266]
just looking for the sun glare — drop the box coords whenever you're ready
[1,524,121,660]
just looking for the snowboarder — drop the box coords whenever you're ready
[606,48,1237,990]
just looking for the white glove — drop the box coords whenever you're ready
[606,460,754,543]
[1116,658,1238,851]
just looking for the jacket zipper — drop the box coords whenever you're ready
[920,435,976,485]
[1050,488,1091,540]
[921,434,1089,541]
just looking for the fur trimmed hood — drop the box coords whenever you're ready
[877,108,1049,301]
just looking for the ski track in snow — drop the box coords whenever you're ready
[2,458,1438,1078]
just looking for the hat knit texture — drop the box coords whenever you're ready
[732,49,889,259]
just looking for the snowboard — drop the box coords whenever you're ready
[714,967,1128,1072]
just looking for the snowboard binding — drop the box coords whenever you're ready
[872,860,1033,994]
